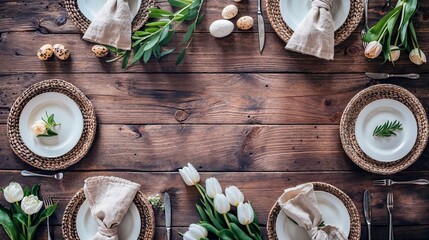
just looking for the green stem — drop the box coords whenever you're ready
[27,214,30,240]
[223,213,231,229]
[195,183,205,199]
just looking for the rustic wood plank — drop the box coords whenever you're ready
[1,31,429,73]
[1,0,428,34]
[1,124,429,171]
[1,171,429,228]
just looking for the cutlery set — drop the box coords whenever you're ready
[365,178,428,240]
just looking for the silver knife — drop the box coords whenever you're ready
[164,192,172,240]
[363,190,372,240]
[257,0,265,53]
[365,72,420,80]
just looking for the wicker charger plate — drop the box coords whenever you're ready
[65,0,154,33]
[62,189,155,240]
[7,79,96,171]
[340,84,428,175]
[266,0,364,46]
[267,182,360,240]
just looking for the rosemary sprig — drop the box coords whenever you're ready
[107,0,205,69]
[373,120,403,137]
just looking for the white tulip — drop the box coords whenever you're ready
[205,177,222,198]
[3,182,24,203]
[31,120,47,136]
[21,195,43,215]
[364,41,382,59]
[179,163,200,186]
[388,45,400,62]
[237,202,255,225]
[409,48,426,65]
[225,186,244,206]
[186,224,208,239]
[214,194,230,214]
[183,231,198,240]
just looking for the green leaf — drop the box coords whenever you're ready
[132,45,146,64]
[149,13,166,19]
[373,120,403,137]
[121,50,131,69]
[134,31,152,37]
[145,21,169,27]
[46,128,58,136]
[30,184,40,197]
[149,8,174,16]
[159,26,171,44]
[217,229,236,240]
[230,223,253,240]
[159,48,176,58]
[399,0,418,45]
[144,32,162,51]
[144,27,160,33]
[159,30,175,47]
[143,48,153,63]
[199,222,219,235]
[34,204,57,227]
[363,6,402,42]
[175,48,187,65]
[196,12,205,25]
[23,187,30,197]
[196,204,209,222]
[13,213,27,227]
[183,23,196,44]
[168,0,189,8]
[227,213,240,226]
[0,205,18,240]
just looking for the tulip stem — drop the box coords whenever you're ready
[27,214,31,240]
[246,224,254,237]
[223,213,231,229]
[195,184,205,199]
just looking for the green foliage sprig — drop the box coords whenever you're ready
[39,111,60,137]
[373,120,403,137]
[107,0,205,69]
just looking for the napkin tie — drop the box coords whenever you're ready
[277,183,347,240]
[285,0,334,60]
[82,0,132,50]
[84,176,140,240]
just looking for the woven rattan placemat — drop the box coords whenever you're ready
[266,0,364,46]
[62,189,155,240]
[340,84,428,175]
[266,182,360,240]
[65,0,154,33]
[7,79,96,171]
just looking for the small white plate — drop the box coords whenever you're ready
[19,92,84,158]
[355,99,418,162]
[76,200,141,240]
[275,191,350,240]
[280,0,350,31]
[77,0,142,21]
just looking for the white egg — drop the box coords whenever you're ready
[222,5,238,20]
[209,19,234,38]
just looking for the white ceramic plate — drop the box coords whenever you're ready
[77,0,142,21]
[275,191,350,240]
[19,92,84,158]
[280,0,350,31]
[76,200,141,240]
[355,99,418,162]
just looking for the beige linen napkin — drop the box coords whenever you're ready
[82,0,132,50]
[285,0,334,60]
[277,183,347,240]
[84,176,141,240]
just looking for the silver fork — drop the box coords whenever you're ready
[387,192,394,240]
[373,179,429,186]
[361,0,369,48]
[43,196,53,240]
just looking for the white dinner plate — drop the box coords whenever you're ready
[76,200,141,240]
[19,92,84,158]
[355,99,418,162]
[77,0,142,21]
[275,191,350,240]
[280,0,350,31]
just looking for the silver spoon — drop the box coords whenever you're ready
[21,170,63,180]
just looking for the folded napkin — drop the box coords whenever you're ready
[82,0,132,50]
[285,0,334,60]
[277,183,347,240]
[84,176,141,240]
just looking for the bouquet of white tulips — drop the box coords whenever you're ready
[179,163,263,240]
[363,0,426,65]
[0,182,57,240]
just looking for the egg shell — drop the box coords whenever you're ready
[209,19,234,38]
[92,45,109,57]
[53,43,70,60]
[222,5,238,20]
[237,16,254,30]
[37,44,54,61]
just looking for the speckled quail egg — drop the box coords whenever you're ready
[222,5,238,19]
[236,16,254,30]
[209,19,234,38]
[91,45,109,57]
[36,44,54,61]
[53,44,70,60]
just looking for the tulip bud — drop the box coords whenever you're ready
[183,224,208,240]
[21,195,43,215]
[31,120,47,136]
[179,163,200,186]
[388,45,400,62]
[3,182,24,203]
[214,194,230,214]
[364,41,382,59]
[225,186,244,206]
[205,177,222,198]
[237,202,255,225]
[409,48,426,65]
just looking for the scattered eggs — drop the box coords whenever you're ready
[222,5,238,20]
[209,19,234,38]
[36,44,54,61]
[236,16,254,30]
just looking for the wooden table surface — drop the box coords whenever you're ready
[1,0,429,239]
